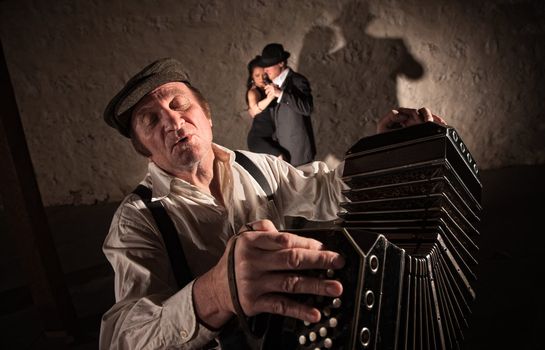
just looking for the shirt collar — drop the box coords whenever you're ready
[148,143,234,201]
[273,67,290,87]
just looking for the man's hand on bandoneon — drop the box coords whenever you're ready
[376,107,447,134]
[227,219,345,323]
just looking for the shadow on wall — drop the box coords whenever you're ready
[298,0,424,163]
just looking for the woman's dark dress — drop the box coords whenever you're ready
[247,95,285,156]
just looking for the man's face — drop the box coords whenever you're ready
[263,62,284,80]
[131,82,213,174]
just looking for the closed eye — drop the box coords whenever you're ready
[141,113,159,129]
[170,96,191,112]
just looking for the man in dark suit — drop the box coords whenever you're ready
[258,43,316,166]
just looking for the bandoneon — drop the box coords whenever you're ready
[265,122,482,350]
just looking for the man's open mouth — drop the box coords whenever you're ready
[172,134,191,150]
[176,136,188,143]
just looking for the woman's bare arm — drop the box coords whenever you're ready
[247,87,275,118]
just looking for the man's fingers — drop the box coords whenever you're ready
[238,219,277,234]
[239,229,325,251]
[258,273,343,297]
[397,107,420,121]
[398,107,445,127]
[377,109,408,133]
[378,107,447,133]
[253,294,322,323]
[432,114,447,126]
[256,247,345,271]
[418,107,434,122]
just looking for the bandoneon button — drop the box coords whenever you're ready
[364,290,375,310]
[323,307,331,317]
[319,327,327,337]
[360,327,371,347]
[369,255,379,273]
[332,298,342,308]
[309,331,317,342]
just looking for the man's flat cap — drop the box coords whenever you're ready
[104,58,190,137]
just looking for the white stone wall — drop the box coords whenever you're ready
[1,0,544,206]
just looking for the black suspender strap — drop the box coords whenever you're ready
[132,184,193,289]
[234,151,274,201]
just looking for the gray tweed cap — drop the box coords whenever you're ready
[103,58,190,137]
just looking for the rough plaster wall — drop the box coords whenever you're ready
[1,0,544,206]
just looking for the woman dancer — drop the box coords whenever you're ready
[246,56,285,157]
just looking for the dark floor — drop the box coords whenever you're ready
[0,202,117,350]
[1,164,544,349]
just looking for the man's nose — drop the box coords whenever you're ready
[161,108,184,131]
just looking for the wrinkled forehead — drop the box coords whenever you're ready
[149,81,191,100]
[134,82,192,111]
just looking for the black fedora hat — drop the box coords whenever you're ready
[257,43,290,67]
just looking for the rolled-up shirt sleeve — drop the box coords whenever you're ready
[99,198,219,350]
[275,159,348,220]
[237,152,348,222]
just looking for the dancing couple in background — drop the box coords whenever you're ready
[245,43,316,167]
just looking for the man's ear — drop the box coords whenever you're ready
[209,118,213,127]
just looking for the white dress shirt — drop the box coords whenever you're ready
[100,144,347,349]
